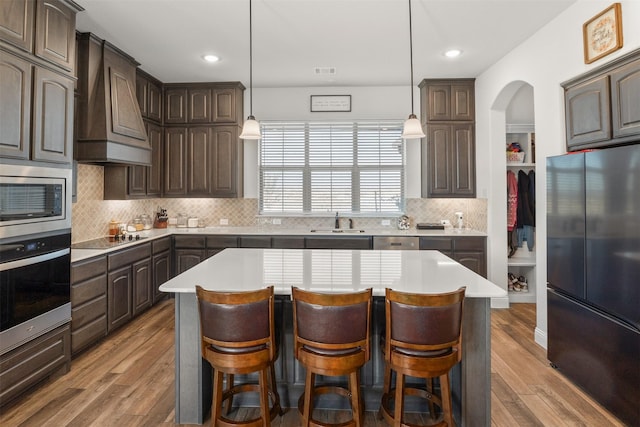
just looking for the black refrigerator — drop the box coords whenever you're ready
[546,143,640,426]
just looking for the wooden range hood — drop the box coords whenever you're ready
[75,32,151,166]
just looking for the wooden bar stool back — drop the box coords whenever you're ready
[196,285,281,427]
[379,287,466,427]
[292,287,373,427]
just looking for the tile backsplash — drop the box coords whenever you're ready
[72,164,487,243]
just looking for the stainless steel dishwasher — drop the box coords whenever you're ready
[372,236,419,250]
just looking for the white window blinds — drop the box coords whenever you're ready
[259,121,405,215]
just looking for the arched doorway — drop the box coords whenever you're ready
[487,81,536,309]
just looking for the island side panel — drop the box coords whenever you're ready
[451,297,491,427]
[175,293,211,424]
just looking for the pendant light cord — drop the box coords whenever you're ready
[248,0,254,117]
[408,0,415,116]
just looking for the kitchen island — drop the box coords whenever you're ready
[160,248,506,426]
[160,248,505,426]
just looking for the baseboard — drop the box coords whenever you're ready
[534,326,547,350]
[491,296,510,309]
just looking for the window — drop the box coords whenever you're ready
[259,121,405,215]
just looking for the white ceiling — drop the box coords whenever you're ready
[75,0,576,87]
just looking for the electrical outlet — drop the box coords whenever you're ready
[272,218,282,225]
[219,218,229,225]
[381,219,391,226]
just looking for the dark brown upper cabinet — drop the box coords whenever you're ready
[164,126,188,196]
[610,60,640,139]
[0,0,80,76]
[0,51,32,160]
[563,48,640,151]
[164,87,187,124]
[0,0,80,165]
[212,85,243,123]
[564,75,611,149]
[136,70,162,123]
[0,50,73,164]
[419,78,476,198]
[188,88,211,123]
[211,126,243,197]
[32,65,74,163]
[187,126,213,195]
[35,0,77,73]
[422,123,475,198]
[103,122,163,199]
[164,82,245,125]
[420,79,475,123]
[0,0,35,52]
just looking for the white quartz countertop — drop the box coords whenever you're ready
[159,248,506,298]
[71,226,486,263]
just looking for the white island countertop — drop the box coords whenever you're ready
[159,248,506,298]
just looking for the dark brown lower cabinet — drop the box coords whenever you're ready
[107,266,133,332]
[419,236,486,277]
[132,258,152,316]
[175,249,205,275]
[206,235,238,258]
[174,235,207,274]
[107,243,152,332]
[152,251,170,303]
[152,237,171,303]
[0,324,71,407]
[70,255,108,355]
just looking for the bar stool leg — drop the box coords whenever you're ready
[269,363,282,416]
[440,373,454,427]
[301,370,315,426]
[212,369,224,426]
[349,370,362,426]
[394,371,404,427]
[259,368,271,427]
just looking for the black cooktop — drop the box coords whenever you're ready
[72,235,147,250]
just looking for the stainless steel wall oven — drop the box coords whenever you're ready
[0,230,71,355]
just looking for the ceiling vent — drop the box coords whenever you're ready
[314,67,336,75]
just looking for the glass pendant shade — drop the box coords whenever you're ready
[240,115,261,139]
[402,114,425,139]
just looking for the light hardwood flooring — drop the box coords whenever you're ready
[0,300,626,426]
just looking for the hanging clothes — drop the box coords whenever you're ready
[516,169,535,250]
[507,170,519,257]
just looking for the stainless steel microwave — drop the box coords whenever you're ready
[0,164,72,239]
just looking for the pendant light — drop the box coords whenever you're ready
[240,0,261,139]
[401,0,425,140]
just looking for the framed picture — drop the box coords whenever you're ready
[310,95,351,112]
[583,3,623,64]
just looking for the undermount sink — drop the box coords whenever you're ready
[310,229,366,233]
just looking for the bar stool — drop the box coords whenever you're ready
[292,287,373,427]
[196,285,282,427]
[379,287,466,427]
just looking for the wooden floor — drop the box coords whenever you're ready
[0,300,626,427]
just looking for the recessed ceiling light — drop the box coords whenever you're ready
[203,54,220,63]
[444,49,462,58]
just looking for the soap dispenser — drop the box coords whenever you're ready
[455,211,464,230]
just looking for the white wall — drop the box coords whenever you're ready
[243,86,423,198]
[475,0,640,348]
